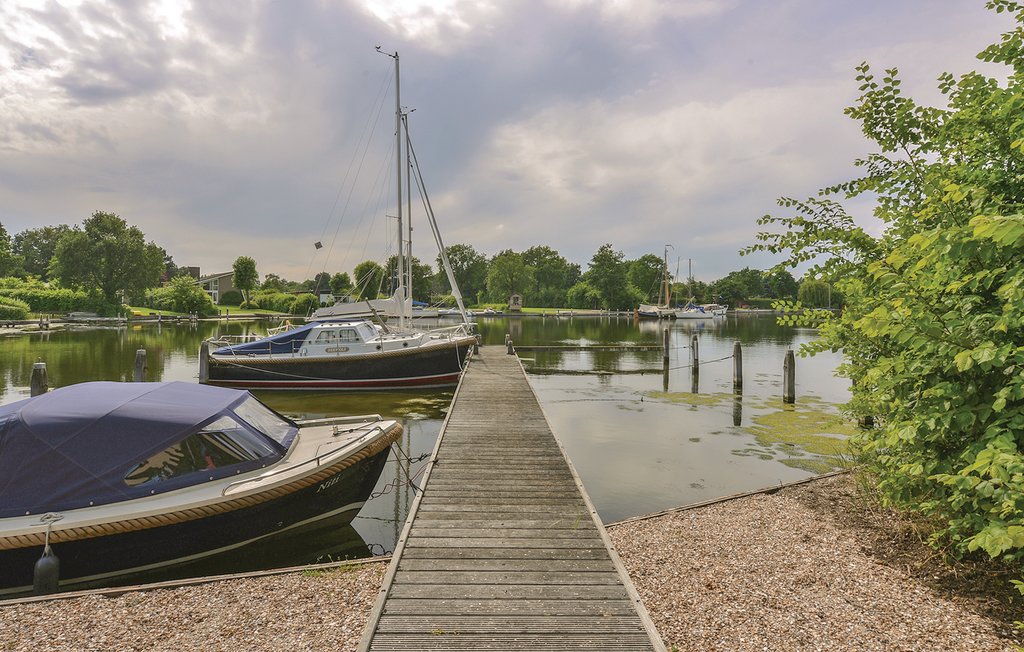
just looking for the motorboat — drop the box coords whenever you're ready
[701,303,729,316]
[0,381,401,596]
[674,303,715,320]
[202,319,476,390]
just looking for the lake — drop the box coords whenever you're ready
[0,314,850,579]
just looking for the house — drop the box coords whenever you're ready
[196,271,236,304]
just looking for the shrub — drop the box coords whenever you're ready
[0,297,30,320]
[146,276,217,316]
[218,289,243,305]
[0,287,107,313]
[289,293,318,316]
[252,290,294,313]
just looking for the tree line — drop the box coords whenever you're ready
[0,212,842,318]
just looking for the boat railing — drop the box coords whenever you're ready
[221,423,389,496]
[425,323,474,339]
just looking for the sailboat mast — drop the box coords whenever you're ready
[404,112,413,317]
[393,51,405,329]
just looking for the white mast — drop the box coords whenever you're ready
[377,47,405,330]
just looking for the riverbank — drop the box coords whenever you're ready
[1,474,1017,651]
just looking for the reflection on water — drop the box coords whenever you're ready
[0,313,849,577]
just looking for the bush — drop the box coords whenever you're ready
[252,290,294,313]
[240,300,259,310]
[0,297,30,320]
[289,293,319,316]
[146,276,217,316]
[0,287,107,313]
[218,289,242,305]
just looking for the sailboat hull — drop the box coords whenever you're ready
[207,337,474,389]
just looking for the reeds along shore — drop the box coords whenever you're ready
[0,474,1017,652]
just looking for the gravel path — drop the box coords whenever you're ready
[1,475,1018,651]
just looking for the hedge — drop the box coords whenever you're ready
[0,287,107,313]
[0,297,31,320]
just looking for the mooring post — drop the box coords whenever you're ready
[198,340,210,383]
[662,328,670,365]
[690,334,699,365]
[783,349,796,404]
[474,334,481,355]
[733,341,743,393]
[133,348,147,382]
[506,338,514,355]
[30,361,48,396]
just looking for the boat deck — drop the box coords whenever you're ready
[359,346,664,651]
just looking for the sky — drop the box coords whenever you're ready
[0,0,1016,283]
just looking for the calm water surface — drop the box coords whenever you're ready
[0,314,849,580]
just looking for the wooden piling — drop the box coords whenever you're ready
[30,362,48,396]
[690,334,699,365]
[733,341,743,393]
[783,349,795,404]
[506,338,515,355]
[198,341,210,383]
[133,349,147,382]
[662,328,670,365]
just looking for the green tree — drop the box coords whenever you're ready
[232,256,259,306]
[262,273,287,291]
[13,225,68,280]
[585,244,640,310]
[385,256,435,303]
[627,254,667,303]
[330,272,352,296]
[744,1,1024,569]
[352,261,385,299]
[50,212,164,308]
[486,250,534,302]
[797,278,840,308]
[437,244,488,305]
[521,245,580,308]
[764,268,799,300]
[0,222,22,278]
[565,281,601,309]
[149,275,216,315]
[711,268,764,305]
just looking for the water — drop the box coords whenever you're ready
[0,314,849,576]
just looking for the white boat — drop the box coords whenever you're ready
[674,304,715,320]
[637,246,675,319]
[701,303,728,316]
[0,381,401,596]
[204,49,479,391]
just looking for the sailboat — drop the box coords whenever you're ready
[674,258,715,319]
[201,50,477,390]
[637,246,675,319]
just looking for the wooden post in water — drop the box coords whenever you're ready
[733,341,743,393]
[133,349,147,382]
[662,328,670,365]
[690,334,699,365]
[30,361,48,396]
[198,341,210,383]
[783,349,796,404]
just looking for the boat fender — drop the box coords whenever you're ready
[33,545,60,595]
[300,348,307,356]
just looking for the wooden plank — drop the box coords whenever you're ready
[360,348,665,652]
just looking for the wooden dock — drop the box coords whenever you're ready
[359,347,665,651]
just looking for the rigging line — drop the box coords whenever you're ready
[304,66,392,285]
[351,135,396,293]
[321,68,394,279]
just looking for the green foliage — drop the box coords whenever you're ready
[0,297,30,320]
[232,256,258,304]
[744,4,1024,569]
[146,276,217,316]
[0,285,107,313]
[565,281,602,309]
[50,211,164,305]
[330,272,352,296]
[218,289,243,306]
[438,243,488,305]
[252,290,295,313]
[486,250,534,302]
[585,244,641,310]
[628,253,667,303]
[712,267,764,305]
[0,222,24,278]
[385,255,434,302]
[353,261,385,299]
[763,268,799,300]
[12,225,69,280]
[261,273,287,292]
[797,278,842,308]
[521,245,581,308]
[289,293,319,316]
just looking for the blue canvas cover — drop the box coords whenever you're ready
[0,382,285,518]
[213,323,314,355]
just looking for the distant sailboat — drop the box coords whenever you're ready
[637,246,675,319]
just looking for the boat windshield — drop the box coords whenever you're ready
[123,415,279,487]
[233,397,295,446]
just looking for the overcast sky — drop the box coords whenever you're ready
[0,0,1014,282]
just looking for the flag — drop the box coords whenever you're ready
[314,241,322,250]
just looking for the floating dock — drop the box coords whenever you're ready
[359,346,665,651]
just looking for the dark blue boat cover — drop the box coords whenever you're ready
[213,323,315,355]
[0,382,281,518]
